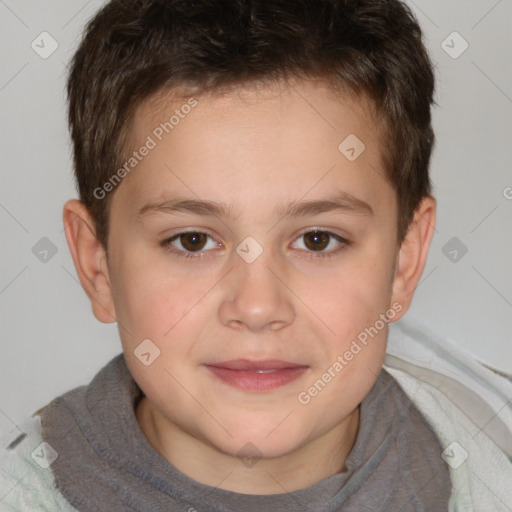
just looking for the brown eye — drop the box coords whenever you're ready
[303,231,331,251]
[179,232,208,251]
[162,231,221,258]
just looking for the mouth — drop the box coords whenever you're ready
[203,359,309,392]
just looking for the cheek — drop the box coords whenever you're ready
[109,252,210,345]
[308,254,394,341]
[302,259,393,405]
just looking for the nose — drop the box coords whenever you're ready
[218,249,295,333]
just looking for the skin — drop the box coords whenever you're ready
[63,79,436,495]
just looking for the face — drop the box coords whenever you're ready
[103,80,405,460]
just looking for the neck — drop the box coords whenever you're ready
[135,397,360,495]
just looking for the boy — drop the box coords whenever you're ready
[1,0,511,510]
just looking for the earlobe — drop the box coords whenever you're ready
[62,199,117,323]
[390,196,436,320]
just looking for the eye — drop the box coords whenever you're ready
[162,231,221,257]
[291,229,349,255]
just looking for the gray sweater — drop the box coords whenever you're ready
[27,353,451,511]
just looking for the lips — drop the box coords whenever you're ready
[204,359,309,392]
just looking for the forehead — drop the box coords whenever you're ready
[115,79,394,220]
[133,79,380,144]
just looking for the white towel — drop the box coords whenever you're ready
[385,317,512,511]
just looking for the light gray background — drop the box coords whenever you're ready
[1,0,511,431]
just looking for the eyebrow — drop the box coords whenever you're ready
[137,192,374,220]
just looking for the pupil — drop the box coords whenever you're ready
[306,231,329,251]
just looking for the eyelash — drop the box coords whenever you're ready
[160,229,351,260]
[161,230,221,260]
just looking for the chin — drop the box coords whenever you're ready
[205,414,310,460]
[215,435,303,462]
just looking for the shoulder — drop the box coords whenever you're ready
[0,414,78,512]
[385,318,512,511]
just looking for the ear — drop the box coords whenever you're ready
[62,199,116,323]
[390,196,436,320]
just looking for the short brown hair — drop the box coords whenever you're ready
[67,0,436,247]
